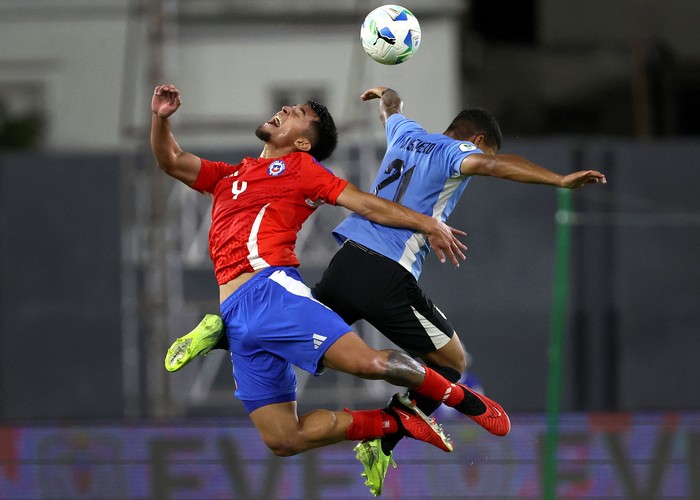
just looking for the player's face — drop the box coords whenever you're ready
[255,104,317,149]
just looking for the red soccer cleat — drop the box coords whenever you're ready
[386,393,454,452]
[452,383,511,436]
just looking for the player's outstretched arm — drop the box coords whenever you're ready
[151,84,201,187]
[361,87,403,126]
[335,183,467,266]
[460,153,607,188]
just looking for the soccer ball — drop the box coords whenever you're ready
[360,5,421,65]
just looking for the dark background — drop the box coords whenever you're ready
[2,138,698,419]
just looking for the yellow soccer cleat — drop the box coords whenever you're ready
[164,314,224,372]
[354,438,397,497]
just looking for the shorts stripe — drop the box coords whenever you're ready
[411,305,451,350]
[269,269,331,310]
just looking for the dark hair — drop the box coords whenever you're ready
[306,100,338,161]
[445,108,503,151]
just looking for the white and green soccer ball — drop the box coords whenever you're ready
[360,5,421,65]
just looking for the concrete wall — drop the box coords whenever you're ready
[0,153,123,419]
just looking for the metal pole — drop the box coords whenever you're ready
[628,0,651,138]
[119,0,143,418]
[543,188,572,499]
[145,0,170,417]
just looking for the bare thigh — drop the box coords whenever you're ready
[322,331,388,378]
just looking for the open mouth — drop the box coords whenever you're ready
[268,114,281,127]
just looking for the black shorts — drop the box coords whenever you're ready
[312,240,455,357]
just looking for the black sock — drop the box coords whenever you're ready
[380,365,462,455]
[214,334,229,350]
[451,385,487,416]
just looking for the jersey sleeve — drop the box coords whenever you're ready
[444,142,483,177]
[299,156,349,206]
[193,158,230,194]
[386,113,426,149]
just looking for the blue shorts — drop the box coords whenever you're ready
[219,266,353,413]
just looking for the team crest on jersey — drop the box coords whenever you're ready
[459,143,477,152]
[267,160,286,176]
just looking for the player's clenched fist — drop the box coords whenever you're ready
[152,84,182,118]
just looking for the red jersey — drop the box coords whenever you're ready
[193,152,349,285]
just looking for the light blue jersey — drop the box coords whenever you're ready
[333,113,482,279]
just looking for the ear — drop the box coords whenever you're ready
[294,137,312,152]
[471,134,486,148]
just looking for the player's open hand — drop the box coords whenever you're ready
[561,170,607,188]
[152,84,182,118]
[426,220,468,267]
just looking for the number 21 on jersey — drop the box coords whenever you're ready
[373,158,415,205]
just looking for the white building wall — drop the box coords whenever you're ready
[0,13,129,150]
[172,18,461,150]
[4,0,697,152]
[0,1,462,152]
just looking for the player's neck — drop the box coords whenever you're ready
[258,144,295,160]
[443,130,458,139]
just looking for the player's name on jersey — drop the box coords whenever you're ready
[398,136,436,154]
